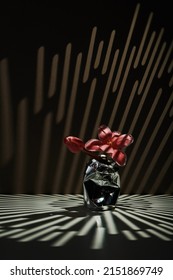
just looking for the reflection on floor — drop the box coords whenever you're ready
[0,194,173,259]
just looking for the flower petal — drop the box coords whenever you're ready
[85,139,102,152]
[113,134,134,149]
[98,124,112,141]
[64,136,84,153]
[99,144,114,153]
[111,149,127,166]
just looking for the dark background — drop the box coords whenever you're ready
[0,0,173,194]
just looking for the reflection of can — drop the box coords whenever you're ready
[83,158,120,211]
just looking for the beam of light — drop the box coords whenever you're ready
[59,217,86,230]
[0,218,28,224]
[0,59,13,166]
[150,151,173,193]
[169,105,173,117]
[65,78,97,194]
[159,224,173,230]
[39,231,62,241]
[113,3,140,92]
[91,227,106,249]
[122,90,173,191]
[77,216,100,236]
[83,26,97,83]
[146,229,171,241]
[158,40,173,78]
[122,87,162,192]
[126,210,173,227]
[109,46,136,128]
[122,230,137,240]
[141,31,156,65]
[94,41,104,69]
[169,75,173,87]
[56,43,72,123]
[113,212,140,230]
[11,214,63,228]
[138,29,165,95]
[19,226,60,242]
[126,208,173,222]
[91,49,119,136]
[136,230,150,238]
[33,46,44,114]
[0,229,24,238]
[48,54,59,98]
[118,80,139,132]
[118,206,173,218]
[9,216,71,239]
[53,53,82,193]
[102,30,116,74]
[117,209,173,236]
[137,123,173,194]
[52,231,77,247]
[123,89,162,193]
[13,98,28,193]
[103,211,118,234]
[134,13,153,68]
[34,113,53,193]
[168,59,173,73]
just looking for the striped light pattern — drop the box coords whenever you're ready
[0,194,172,249]
[0,2,172,194]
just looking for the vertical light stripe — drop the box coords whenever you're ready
[103,211,118,234]
[94,41,104,69]
[134,13,153,68]
[52,231,76,246]
[122,89,162,192]
[65,78,97,194]
[109,46,136,128]
[53,53,82,193]
[14,98,28,193]
[92,50,119,136]
[48,54,59,98]
[158,40,173,78]
[91,227,105,249]
[121,43,168,188]
[168,60,173,73]
[0,59,13,165]
[56,43,72,123]
[118,80,139,131]
[138,124,173,193]
[34,113,53,193]
[74,50,120,193]
[102,30,116,74]
[138,29,164,94]
[83,26,97,83]
[113,3,140,92]
[34,46,44,114]
[141,32,156,65]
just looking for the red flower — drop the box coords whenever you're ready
[64,136,84,153]
[64,124,134,166]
